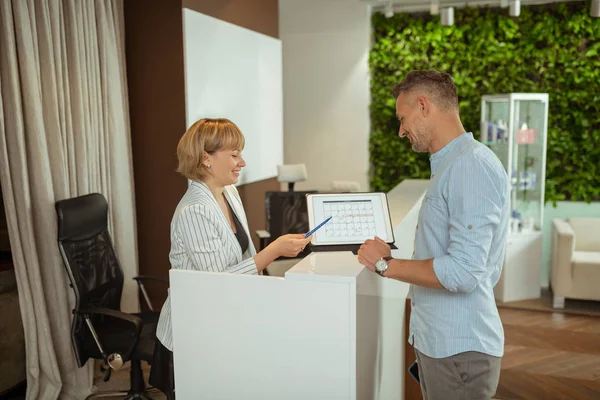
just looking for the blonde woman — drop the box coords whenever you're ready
[150,118,311,398]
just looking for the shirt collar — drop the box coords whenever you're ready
[191,180,234,207]
[430,132,472,168]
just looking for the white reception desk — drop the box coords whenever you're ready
[170,179,429,400]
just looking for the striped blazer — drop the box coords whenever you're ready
[156,180,258,351]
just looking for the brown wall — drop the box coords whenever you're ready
[124,0,189,307]
[124,0,279,308]
[182,0,278,38]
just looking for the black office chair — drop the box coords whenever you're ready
[55,193,167,399]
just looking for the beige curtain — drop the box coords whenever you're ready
[0,1,139,399]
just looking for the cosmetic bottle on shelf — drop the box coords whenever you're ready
[510,210,521,234]
[497,119,507,141]
[519,170,529,190]
[528,169,536,190]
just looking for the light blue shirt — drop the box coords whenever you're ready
[409,132,509,358]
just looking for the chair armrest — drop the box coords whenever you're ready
[256,230,271,251]
[77,307,143,331]
[255,230,271,239]
[551,219,575,295]
[76,308,142,362]
[553,219,575,237]
[133,275,169,284]
[133,275,168,311]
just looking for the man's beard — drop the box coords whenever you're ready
[410,129,429,153]
[412,143,427,153]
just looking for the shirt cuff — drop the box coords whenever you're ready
[228,257,258,275]
[433,256,456,292]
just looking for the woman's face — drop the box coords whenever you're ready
[206,148,246,186]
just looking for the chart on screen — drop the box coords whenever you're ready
[323,200,376,237]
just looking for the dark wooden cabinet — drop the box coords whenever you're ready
[404,296,423,400]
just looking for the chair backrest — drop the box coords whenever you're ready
[568,217,600,252]
[55,193,124,366]
[265,190,317,242]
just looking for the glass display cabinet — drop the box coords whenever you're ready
[480,93,549,302]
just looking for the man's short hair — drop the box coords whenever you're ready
[176,118,245,181]
[392,70,458,111]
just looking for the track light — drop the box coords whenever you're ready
[592,0,600,17]
[384,1,394,18]
[441,7,454,26]
[430,0,440,15]
[509,0,521,17]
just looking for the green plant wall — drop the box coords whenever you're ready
[370,2,600,203]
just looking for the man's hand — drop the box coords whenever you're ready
[357,236,392,272]
[358,238,443,289]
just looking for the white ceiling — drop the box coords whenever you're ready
[362,0,584,14]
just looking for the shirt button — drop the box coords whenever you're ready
[411,301,415,307]
[431,174,435,178]
[416,224,418,229]
[468,224,472,229]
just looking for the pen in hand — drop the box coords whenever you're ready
[304,216,333,238]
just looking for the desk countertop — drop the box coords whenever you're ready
[285,251,363,282]
[285,179,430,283]
[387,179,430,227]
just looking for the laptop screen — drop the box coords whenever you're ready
[306,192,395,246]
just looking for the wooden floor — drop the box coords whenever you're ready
[496,308,600,400]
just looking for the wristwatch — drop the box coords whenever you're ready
[374,256,393,276]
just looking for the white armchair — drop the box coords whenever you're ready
[551,218,600,308]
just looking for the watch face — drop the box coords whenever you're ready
[375,258,388,272]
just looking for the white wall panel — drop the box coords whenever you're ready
[183,9,283,185]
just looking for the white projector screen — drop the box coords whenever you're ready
[182,9,283,185]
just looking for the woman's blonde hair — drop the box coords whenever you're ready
[176,118,245,181]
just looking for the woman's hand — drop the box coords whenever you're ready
[254,234,312,272]
[271,234,312,258]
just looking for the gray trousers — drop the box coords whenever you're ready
[414,349,501,400]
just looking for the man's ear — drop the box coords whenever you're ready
[416,95,429,117]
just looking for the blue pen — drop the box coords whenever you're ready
[305,216,333,238]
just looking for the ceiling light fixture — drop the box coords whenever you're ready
[384,1,394,18]
[441,7,454,26]
[430,0,440,15]
[591,0,600,17]
[509,0,521,17]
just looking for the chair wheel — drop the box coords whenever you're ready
[125,394,152,400]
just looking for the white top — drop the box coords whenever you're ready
[285,251,364,283]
